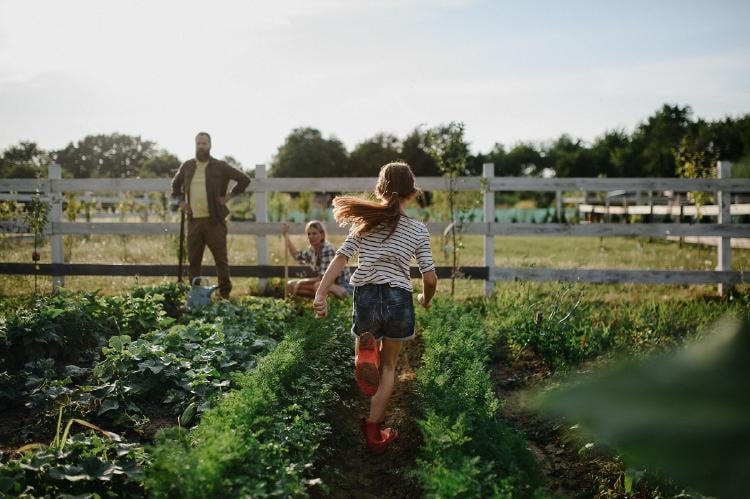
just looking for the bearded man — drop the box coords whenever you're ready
[171,132,250,299]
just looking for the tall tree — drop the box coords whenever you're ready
[729,114,750,177]
[0,141,50,178]
[590,129,632,177]
[505,142,545,176]
[632,104,692,177]
[705,117,746,162]
[221,155,247,173]
[270,127,349,178]
[349,133,401,176]
[138,151,181,178]
[55,133,158,178]
[545,134,594,177]
[400,128,440,177]
[475,143,508,176]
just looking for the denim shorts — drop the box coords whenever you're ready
[351,284,415,341]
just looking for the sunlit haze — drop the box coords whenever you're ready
[1,0,749,164]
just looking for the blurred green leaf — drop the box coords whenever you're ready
[534,316,750,498]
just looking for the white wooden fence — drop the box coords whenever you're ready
[1,162,749,295]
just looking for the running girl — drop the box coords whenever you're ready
[313,162,437,454]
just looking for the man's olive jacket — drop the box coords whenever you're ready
[171,156,251,222]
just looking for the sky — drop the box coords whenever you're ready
[1,0,749,166]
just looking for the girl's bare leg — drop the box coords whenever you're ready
[368,338,402,423]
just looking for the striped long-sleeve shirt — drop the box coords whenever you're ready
[336,215,435,292]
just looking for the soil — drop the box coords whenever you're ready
[492,354,604,498]
[0,399,178,463]
[312,337,637,499]
[1,345,620,498]
[0,328,669,498]
[312,338,424,499]
[137,401,178,442]
[0,405,40,461]
[490,351,668,499]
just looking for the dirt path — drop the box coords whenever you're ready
[491,353,631,499]
[313,339,423,499]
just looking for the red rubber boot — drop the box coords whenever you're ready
[360,419,399,455]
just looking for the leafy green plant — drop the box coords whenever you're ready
[675,139,717,218]
[1,291,106,373]
[0,199,22,221]
[0,407,147,498]
[20,297,288,435]
[128,281,188,319]
[415,300,543,497]
[23,193,50,245]
[98,291,176,339]
[427,122,473,296]
[0,284,187,374]
[1,289,300,499]
[534,316,750,499]
[487,282,745,369]
[63,193,82,260]
[23,192,50,293]
[145,300,353,498]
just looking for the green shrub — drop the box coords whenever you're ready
[127,282,188,320]
[0,291,106,373]
[23,298,290,433]
[0,431,147,498]
[488,283,747,369]
[145,300,353,498]
[0,284,186,374]
[415,300,543,497]
[0,292,299,498]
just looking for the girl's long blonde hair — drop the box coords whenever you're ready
[332,162,418,239]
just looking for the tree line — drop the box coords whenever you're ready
[2,104,749,180]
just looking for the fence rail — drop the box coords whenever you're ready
[579,203,750,216]
[6,176,750,194]
[1,161,749,295]
[1,221,749,238]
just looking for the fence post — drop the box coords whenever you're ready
[582,190,590,222]
[717,161,732,296]
[48,163,64,290]
[677,193,684,248]
[142,192,149,222]
[255,164,268,292]
[648,190,653,218]
[483,163,495,296]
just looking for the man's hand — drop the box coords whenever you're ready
[218,195,232,205]
[418,293,431,309]
[313,293,328,319]
[179,201,191,214]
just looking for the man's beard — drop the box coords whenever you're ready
[196,150,209,161]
